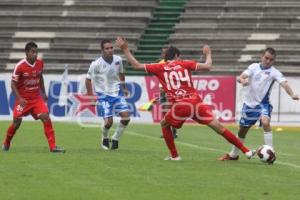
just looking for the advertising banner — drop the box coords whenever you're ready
[0,73,236,123]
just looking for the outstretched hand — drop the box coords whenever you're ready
[202,45,211,55]
[291,94,299,100]
[116,37,128,50]
[237,78,249,86]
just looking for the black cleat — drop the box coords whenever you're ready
[50,146,66,153]
[101,138,110,150]
[160,133,178,139]
[111,139,119,150]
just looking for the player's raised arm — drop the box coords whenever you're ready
[196,45,212,71]
[115,37,145,70]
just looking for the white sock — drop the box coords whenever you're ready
[102,126,110,139]
[112,123,127,141]
[264,131,273,148]
[229,137,245,157]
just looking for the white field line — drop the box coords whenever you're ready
[125,130,300,170]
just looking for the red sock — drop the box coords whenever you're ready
[162,126,178,158]
[222,129,249,153]
[43,120,56,150]
[3,124,17,146]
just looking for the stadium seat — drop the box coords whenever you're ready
[0,0,157,72]
[169,0,300,74]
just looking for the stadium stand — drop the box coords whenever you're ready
[1,0,299,75]
[0,0,157,72]
[134,0,187,64]
[169,0,300,74]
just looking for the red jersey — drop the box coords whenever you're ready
[12,58,44,101]
[145,60,200,102]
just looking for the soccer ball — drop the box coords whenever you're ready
[257,145,276,164]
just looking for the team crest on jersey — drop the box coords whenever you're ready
[32,70,37,77]
[264,71,271,75]
[254,74,261,81]
[115,61,120,66]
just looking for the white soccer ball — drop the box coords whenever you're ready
[257,145,276,164]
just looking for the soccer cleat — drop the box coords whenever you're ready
[101,138,110,150]
[218,154,239,161]
[111,139,118,150]
[160,134,178,139]
[2,144,10,151]
[164,156,182,161]
[245,150,256,159]
[50,146,66,153]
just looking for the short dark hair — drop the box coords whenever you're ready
[264,47,276,57]
[164,46,180,61]
[101,39,112,50]
[25,41,38,51]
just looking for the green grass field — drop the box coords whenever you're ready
[0,121,299,200]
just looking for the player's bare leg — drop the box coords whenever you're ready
[2,118,22,151]
[39,113,65,153]
[111,111,130,150]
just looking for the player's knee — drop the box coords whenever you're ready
[261,118,270,129]
[39,113,50,122]
[160,119,169,128]
[104,122,113,129]
[208,119,224,134]
[121,118,130,126]
[13,118,22,129]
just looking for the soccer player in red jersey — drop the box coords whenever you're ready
[116,37,255,160]
[2,41,65,153]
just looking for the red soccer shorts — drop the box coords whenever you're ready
[13,96,49,120]
[164,99,214,129]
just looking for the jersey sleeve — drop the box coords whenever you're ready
[86,61,96,79]
[273,69,286,83]
[180,60,197,71]
[243,63,256,77]
[12,64,22,82]
[144,63,164,74]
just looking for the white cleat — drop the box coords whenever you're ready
[164,156,182,161]
[245,150,256,159]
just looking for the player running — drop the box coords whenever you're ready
[116,37,255,160]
